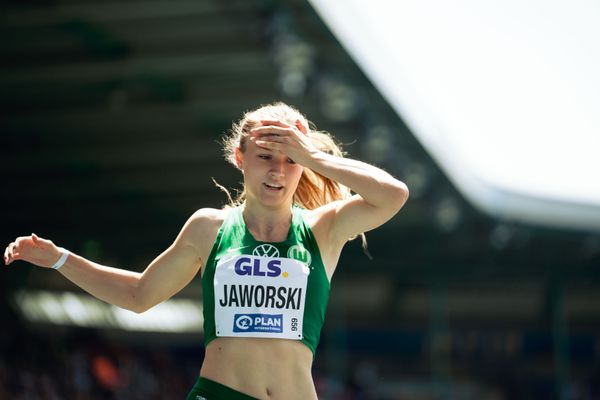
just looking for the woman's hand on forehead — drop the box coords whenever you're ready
[249,120,316,166]
[250,119,309,141]
[251,119,307,135]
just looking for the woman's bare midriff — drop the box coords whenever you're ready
[199,337,318,400]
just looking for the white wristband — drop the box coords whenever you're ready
[52,249,69,270]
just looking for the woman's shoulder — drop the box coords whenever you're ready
[185,207,234,234]
[189,207,229,222]
[183,207,232,261]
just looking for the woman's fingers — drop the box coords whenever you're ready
[258,134,285,143]
[258,119,308,135]
[252,120,303,137]
[253,138,281,150]
[4,235,37,265]
[250,134,285,147]
[4,242,17,265]
[250,126,292,137]
[260,119,289,128]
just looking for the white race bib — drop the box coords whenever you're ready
[214,254,309,340]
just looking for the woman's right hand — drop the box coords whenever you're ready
[4,233,63,268]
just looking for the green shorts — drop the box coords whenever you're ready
[186,377,260,400]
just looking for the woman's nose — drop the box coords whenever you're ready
[268,169,283,179]
[269,160,285,178]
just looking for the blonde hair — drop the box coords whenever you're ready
[220,101,369,253]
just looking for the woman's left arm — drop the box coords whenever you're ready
[251,121,409,243]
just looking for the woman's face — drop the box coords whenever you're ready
[236,130,304,208]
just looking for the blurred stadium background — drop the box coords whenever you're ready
[2,0,599,399]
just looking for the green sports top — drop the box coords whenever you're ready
[201,204,331,357]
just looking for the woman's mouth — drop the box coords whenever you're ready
[263,183,284,191]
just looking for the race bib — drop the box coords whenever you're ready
[214,254,309,340]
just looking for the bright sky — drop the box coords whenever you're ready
[309,0,600,231]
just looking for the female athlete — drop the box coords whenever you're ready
[4,102,409,399]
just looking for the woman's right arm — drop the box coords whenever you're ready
[3,208,223,313]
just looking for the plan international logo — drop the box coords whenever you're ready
[233,313,283,333]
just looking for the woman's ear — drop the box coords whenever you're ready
[235,147,244,170]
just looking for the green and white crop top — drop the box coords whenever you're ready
[201,205,331,357]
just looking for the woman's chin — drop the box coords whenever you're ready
[258,192,291,207]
